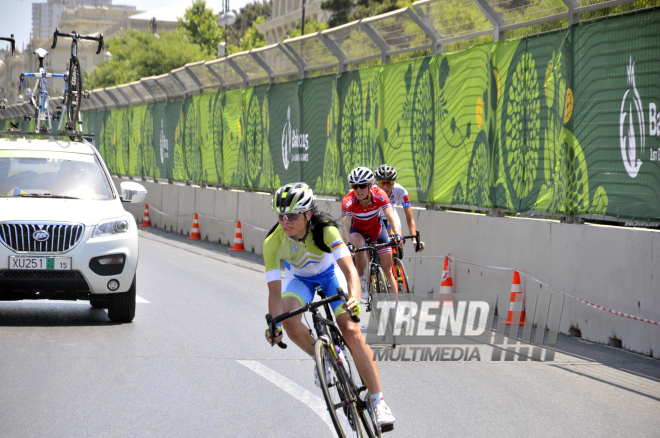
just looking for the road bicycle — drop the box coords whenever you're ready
[354,233,418,313]
[0,35,15,111]
[19,48,66,132]
[51,28,104,132]
[266,286,387,437]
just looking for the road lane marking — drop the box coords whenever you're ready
[237,360,353,437]
[136,295,150,303]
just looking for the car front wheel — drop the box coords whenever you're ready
[107,276,136,323]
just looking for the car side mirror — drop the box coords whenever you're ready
[119,181,147,204]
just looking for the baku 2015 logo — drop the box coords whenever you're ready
[620,58,645,178]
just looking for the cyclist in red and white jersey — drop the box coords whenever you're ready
[341,167,402,297]
[374,164,426,254]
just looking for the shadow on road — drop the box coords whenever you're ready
[0,302,116,326]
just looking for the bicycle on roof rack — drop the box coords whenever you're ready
[51,28,104,133]
[0,34,16,111]
[18,48,67,133]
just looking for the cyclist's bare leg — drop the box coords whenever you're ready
[379,251,398,293]
[349,233,368,276]
[280,296,315,356]
[336,312,381,394]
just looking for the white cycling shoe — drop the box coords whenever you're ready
[374,403,396,427]
[314,361,334,388]
[360,277,369,302]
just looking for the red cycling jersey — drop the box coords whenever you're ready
[341,186,392,238]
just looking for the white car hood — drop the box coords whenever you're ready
[0,198,126,226]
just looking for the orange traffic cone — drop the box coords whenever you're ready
[228,221,245,252]
[141,204,151,227]
[439,256,455,307]
[506,270,525,325]
[187,213,201,240]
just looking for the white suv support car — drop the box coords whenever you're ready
[0,134,146,322]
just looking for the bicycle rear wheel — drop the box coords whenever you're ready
[393,258,411,293]
[358,391,382,438]
[315,340,364,438]
[64,58,82,132]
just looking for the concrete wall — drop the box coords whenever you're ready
[114,178,660,359]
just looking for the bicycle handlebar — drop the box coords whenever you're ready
[51,28,104,54]
[402,231,422,252]
[0,35,15,56]
[265,287,359,349]
[352,231,422,253]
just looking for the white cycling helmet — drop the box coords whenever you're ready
[348,167,374,185]
[273,182,315,213]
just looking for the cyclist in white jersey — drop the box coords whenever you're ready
[374,164,426,253]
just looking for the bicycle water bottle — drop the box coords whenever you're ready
[334,345,351,377]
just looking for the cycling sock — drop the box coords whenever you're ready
[359,272,365,279]
[371,392,384,406]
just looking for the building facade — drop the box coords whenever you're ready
[31,0,116,42]
[257,0,331,45]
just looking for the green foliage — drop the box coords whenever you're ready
[352,0,404,21]
[232,1,271,46]
[321,0,353,27]
[239,17,267,51]
[284,18,329,39]
[86,29,205,89]
[178,0,223,57]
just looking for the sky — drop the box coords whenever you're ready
[0,0,257,52]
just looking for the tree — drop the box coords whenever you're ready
[321,0,353,27]
[85,29,206,89]
[232,1,271,46]
[284,18,329,39]
[239,17,267,51]
[352,0,405,21]
[178,0,223,57]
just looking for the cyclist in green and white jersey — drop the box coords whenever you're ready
[263,182,395,427]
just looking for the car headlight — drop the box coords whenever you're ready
[93,218,130,238]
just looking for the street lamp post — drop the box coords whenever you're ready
[217,0,236,58]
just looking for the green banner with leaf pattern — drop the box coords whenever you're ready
[25,7,655,221]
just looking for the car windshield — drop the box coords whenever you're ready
[0,150,113,200]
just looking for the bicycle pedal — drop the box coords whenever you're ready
[380,424,394,433]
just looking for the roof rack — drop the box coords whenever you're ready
[0,130,95,142]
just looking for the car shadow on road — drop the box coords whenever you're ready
[0,302,116,326]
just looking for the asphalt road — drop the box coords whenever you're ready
[1,227,659,437]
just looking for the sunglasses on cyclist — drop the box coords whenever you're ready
[351,183,370,190]
[377,180,394,187]
[278,213,303,222]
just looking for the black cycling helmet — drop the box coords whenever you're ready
[374,164,397,181]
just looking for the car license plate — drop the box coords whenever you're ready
[9,256,72,271]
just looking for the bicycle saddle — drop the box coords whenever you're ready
[33,48,49,59]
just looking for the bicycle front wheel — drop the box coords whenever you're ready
[374,266,390,295]
[393,258,411,293]
[65,58,82,131]
[315,340,364,438]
